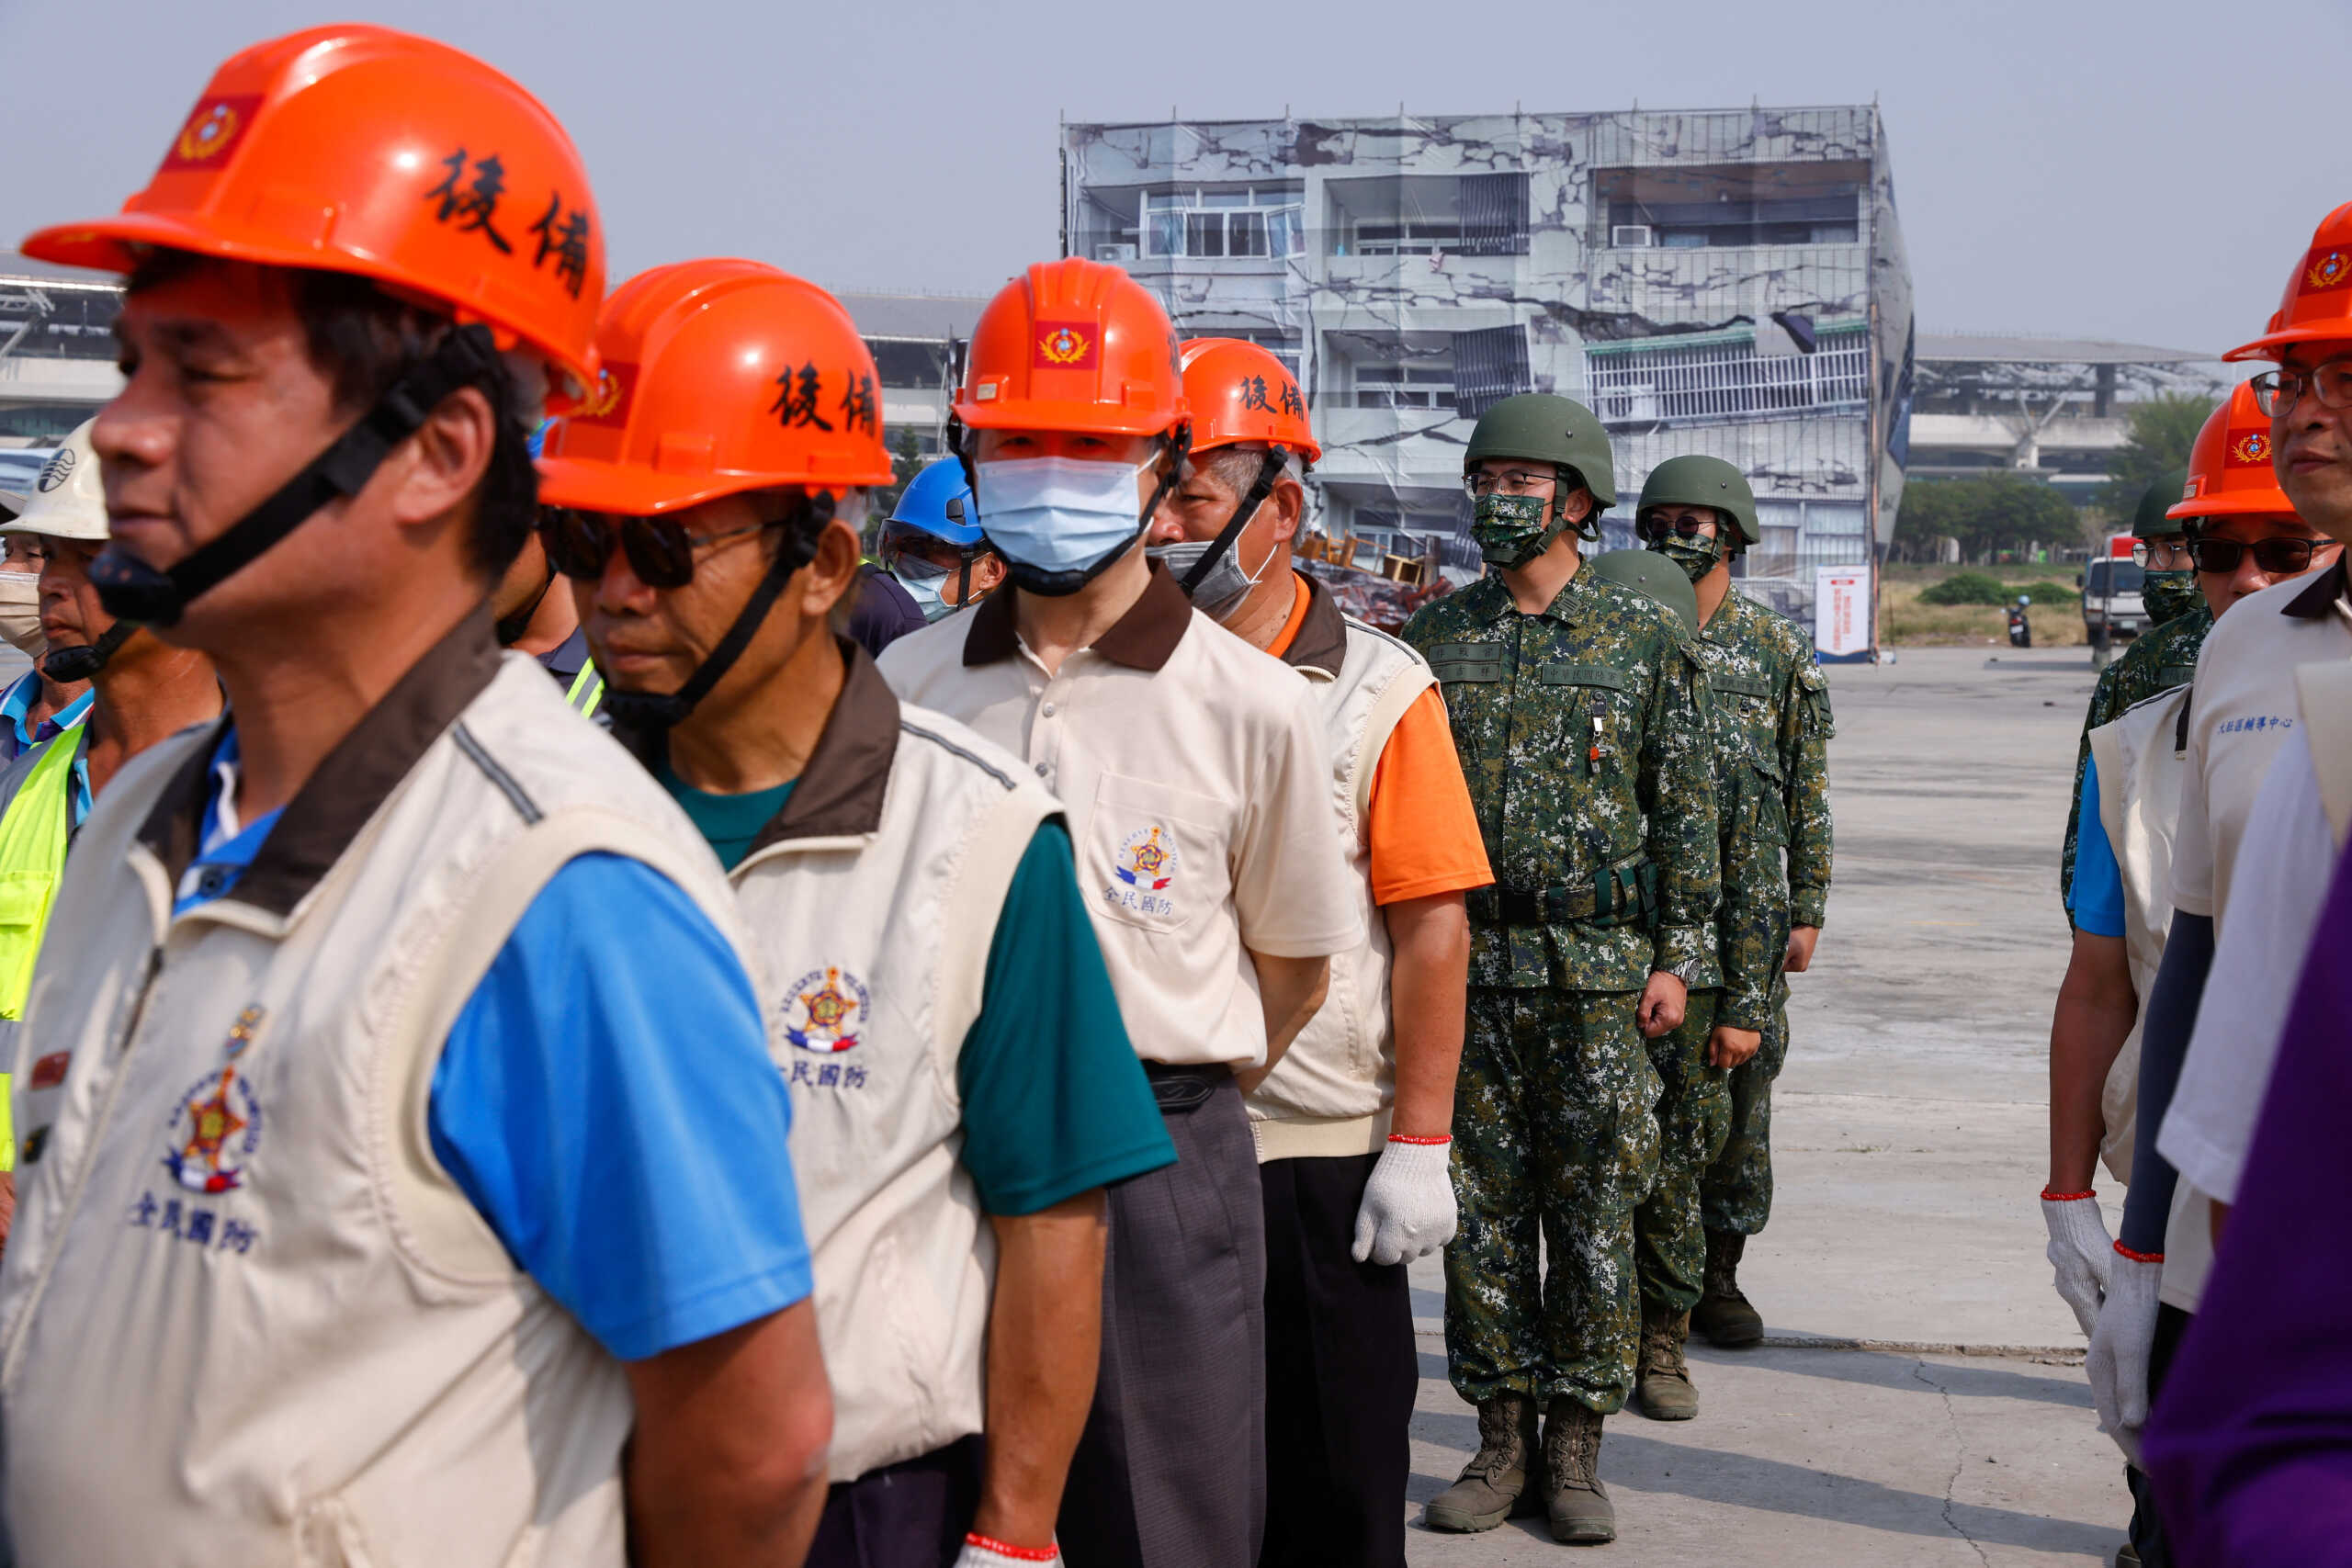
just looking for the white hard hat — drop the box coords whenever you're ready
[0,420,107,542]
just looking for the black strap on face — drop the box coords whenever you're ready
[40,619,135,683]
[1180,448,1284,598]
[90,323,502,627]
[601,491,831,734]
[993,426,1192,600]
[494,558,558,647]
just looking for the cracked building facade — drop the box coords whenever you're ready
[1062,106,1913,603]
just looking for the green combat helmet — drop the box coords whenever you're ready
[2133,468,2193,538]
[1637,455,1759,547]
[1464,393,1617,556]
[1589,547,1700,636]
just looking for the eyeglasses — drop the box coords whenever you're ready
[2186,536,2338,575]
[2249,359,2352,418]
[1636,513,1718,542]
[2129,539,2193,570]
[540,508,781,588]
[1464,468,1556,499]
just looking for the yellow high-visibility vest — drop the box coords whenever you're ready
[0,733,84,1173]
[565,663,604,717]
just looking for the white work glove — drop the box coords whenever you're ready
[1353,1135,1457,1266]
[955,1533,1057,1566]
[2086,1248,2163,1466]
[2040,1191,2113,1338]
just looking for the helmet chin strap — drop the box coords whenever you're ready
[90,324,501,627]
[1179,450,1284,600]
[40,620,135,683]
[601,491,831,734]
[495,559,558,647]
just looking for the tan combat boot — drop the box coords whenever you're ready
[1424,1392,1539,1532]
[1540,1398,1615,1543]
[1635,1300,1700,1420]
[1690,1227,1764,1347]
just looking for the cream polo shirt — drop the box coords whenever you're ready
[878,563,1362,1069]
[2170,559,2352,928]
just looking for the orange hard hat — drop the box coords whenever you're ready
[2226,202,2352,363]
[1179,338,1320,463]
[956,258,1187,439]
[538,258,894,516]
[2168,381,2297,521]
[20,25,605,405]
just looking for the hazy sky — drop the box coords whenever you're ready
[5,0,2343,358]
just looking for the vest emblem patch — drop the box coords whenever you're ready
[161,1005,267,1195]
[784,966,870,1054]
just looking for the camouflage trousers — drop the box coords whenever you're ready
[1633,989,1731,1312]
[1700,996,1790,1235]
[1444,987,1661,1415]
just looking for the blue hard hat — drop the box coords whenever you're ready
[888,458,983,547]
[527,419,550,462]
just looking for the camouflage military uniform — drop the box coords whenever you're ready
[1693,591,1835,1239]
[2058,605,2210,916]
[1406,565,1719,1414]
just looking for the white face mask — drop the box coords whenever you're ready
[974,457,1154,596]
[0,570,43,660]
[1148,520,1276,622]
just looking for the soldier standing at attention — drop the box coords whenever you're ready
[2059,469,2208,917]
[1631,457,1835,1377]
[1406,394,1719,1546]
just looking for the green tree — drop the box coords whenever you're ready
[864,427,928,555]
[1893,472,2079,564]
[2098,393,2213,513]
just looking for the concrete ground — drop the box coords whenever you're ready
[1404,646,2129,1565]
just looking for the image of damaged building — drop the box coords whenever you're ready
[1061,105,1914,608]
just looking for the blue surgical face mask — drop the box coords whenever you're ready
[891,558,955,623]
[974,456,1155,597]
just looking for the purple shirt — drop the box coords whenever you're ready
[2145,834,2352,1563]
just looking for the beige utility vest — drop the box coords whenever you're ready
[2090,683,2216,1308]
[0,644,753,1567]
[1248,598,1435,1160]
[2087,684,2189,1188]
[715,660,1056,1482]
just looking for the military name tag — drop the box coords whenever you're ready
[1429,642,1504,682]
[1536,663,1626,692]
[1711,672,1775,699]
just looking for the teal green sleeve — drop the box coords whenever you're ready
[956,820,1176,1215]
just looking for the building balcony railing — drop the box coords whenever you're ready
[1588,333,1869,427]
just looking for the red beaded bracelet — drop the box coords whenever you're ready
[2113,1241,2163,1264]
[1390,1134,1452,1146]
[2040,1187,2096,1201]
[966,1533,1058,1562]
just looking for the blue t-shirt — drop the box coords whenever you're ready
[178,728,813,1360]
[2069,753,2126,940]
[0,670,92,765]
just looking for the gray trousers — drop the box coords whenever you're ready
[1057,1071,1266,1568]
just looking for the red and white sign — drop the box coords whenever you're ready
[1814,565,1871,660]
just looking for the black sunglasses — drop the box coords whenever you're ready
[1636,513,1718,542]
[2186,536,2337,576]
[540,508,781,589]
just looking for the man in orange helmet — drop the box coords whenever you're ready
[2107,209,2352,1543]
[1147,337,1489,1568]
[2047,384,2338,1563]
[544,256,1174,1568]
[0,28,831,1566]
[880,262,1362,1568]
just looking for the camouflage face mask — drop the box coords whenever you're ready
[2140,569,2201,626]
[1471,492,1560,569]
[1647,530,1720,585]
